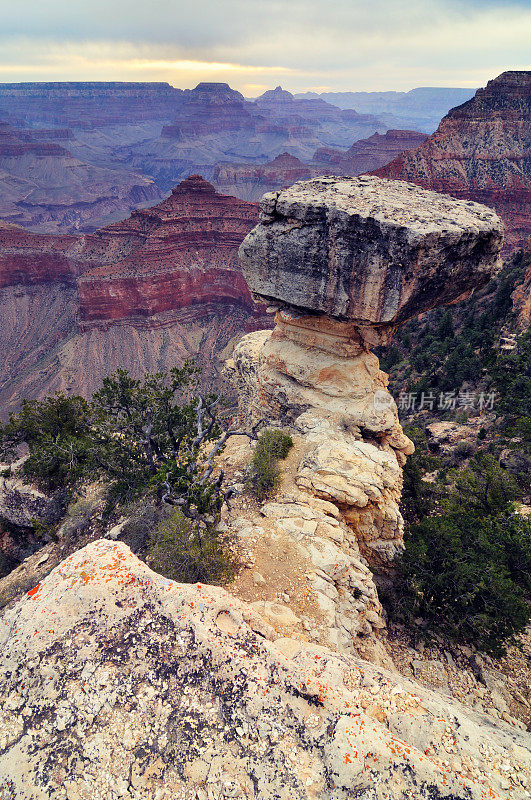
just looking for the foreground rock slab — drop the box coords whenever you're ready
[1,540,529,799]
[240,175,503,331]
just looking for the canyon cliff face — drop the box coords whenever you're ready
[0,121,161,233]
[374,71,531,252]
[0,81,394,230]
[0,177,269,414]
[312,129,428,174]
[512,247,531,330]
[0,82,184,128]
[126,83,390,191]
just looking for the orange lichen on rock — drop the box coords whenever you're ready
[0,539,528,799]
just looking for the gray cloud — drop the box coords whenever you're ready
[0,0,529,90]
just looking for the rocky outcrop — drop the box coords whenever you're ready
[1,539,529,800]
[240,176,503,333]
[374,71,531,252]
[312,129,428,174]
[233,176,502,573]
[0,476,53,529]
[0,178,271,413]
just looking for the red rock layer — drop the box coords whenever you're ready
[373,71,531,252]
[213,153,314,201]
[0,176,269,411]
[77,175,260,322]
[312,130,428,174]
[0,222,79,287]
[0,176,261,321]
[0,123,68,157]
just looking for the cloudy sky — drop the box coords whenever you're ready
[0,0,529,94]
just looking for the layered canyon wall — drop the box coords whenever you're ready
[0,177,269,413]
[374,71,531,252]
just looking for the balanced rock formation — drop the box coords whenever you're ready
[240,176,503,332]
[233,177,502,571]
[374,71,531,251]
[1,539,529,800]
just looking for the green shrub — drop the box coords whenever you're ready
[0,394,93,492]
[0,364,235,523]
[393,510,531,656]
[400,426,442,525]
[246,428,293,500]
[147,509,235,585]
[392,437,530,656]
[454,440,474,460]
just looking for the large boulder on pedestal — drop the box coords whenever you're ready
[239,175,503,332]
[234,177,504,569]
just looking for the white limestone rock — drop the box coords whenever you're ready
[1,540,529,800]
